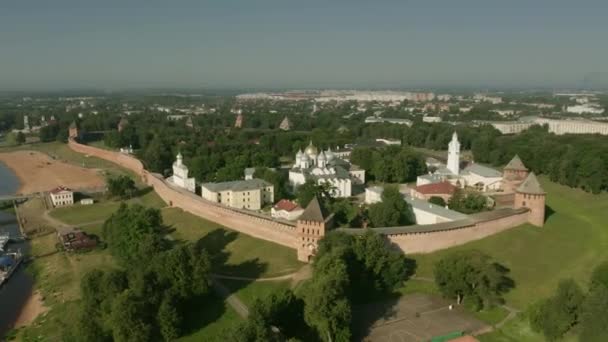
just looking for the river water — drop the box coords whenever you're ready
[0,162,34,337]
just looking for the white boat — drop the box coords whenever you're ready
[0,232,10,252]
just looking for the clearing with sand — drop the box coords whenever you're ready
[0,150,105,194]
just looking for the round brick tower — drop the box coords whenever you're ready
[513,172,546,227]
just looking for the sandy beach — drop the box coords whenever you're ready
[0,150,105,194]
[13,291,48,329]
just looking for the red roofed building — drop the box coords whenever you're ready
[50,186,74,207]
[411,181,457,202]
[271,199,304,221]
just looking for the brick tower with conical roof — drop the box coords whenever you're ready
[514,172,546,227]
[502,155,529,192]
[296,196,333,262]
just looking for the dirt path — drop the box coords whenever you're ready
[212,273,297,282]
[213,264,312,288]
[211,277,250,318]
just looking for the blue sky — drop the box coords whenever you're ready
[1,0,606,90]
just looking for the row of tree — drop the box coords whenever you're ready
[350,146,427,184]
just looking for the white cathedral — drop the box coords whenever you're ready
[289,141,365,198]
[166,152,196,193]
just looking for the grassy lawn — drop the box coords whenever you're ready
[49,190,166,225]
[17,232,117,341]
[478,313,579,342]
[410,178,608,341]
[221,279,292,307]
[162,207,303,278]
[413,178,608,309]
[178,280,290,341]
[178,294,241,342]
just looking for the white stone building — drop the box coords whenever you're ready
[289,142,365,198]
[166,153,196,193]
[566,104,605,115]
[50,186,74,207]
[201,179,274,210]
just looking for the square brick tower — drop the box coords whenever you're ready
[514,172,546,227]
[296,197,333,262]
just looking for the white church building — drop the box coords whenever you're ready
[289,141,365,198]
[417,132,503,192]
[166,152,196,193]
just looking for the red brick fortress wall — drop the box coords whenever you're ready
[68,139,298,248]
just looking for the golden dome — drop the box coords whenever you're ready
[304,140,318,156]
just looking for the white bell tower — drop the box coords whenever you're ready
[447,132,460,175]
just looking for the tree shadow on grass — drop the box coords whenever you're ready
[545,205,555,222]
[180,291,229,336]
[132,186,153,198]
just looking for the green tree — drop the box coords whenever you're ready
[580,284,608,342]
[529,279,584,340]
[15,131,26,144]
[296,180,334,208]
[428,196,446,207]
[300,252,352,342]
[102,204,169,265]
[110,291,153,342]
[157,293,182,341]
[368,186,414,227]
[107,175,137,199]
[434,250,513,309]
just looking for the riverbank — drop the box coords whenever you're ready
[0,151,105,194]
[13,291,48,329]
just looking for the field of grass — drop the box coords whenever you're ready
[162,207,303,278]
[177,294,242,342]
[17,232,117,341]
[410,178,608,341]
[49,190,166,225]
[221,279,292,307]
